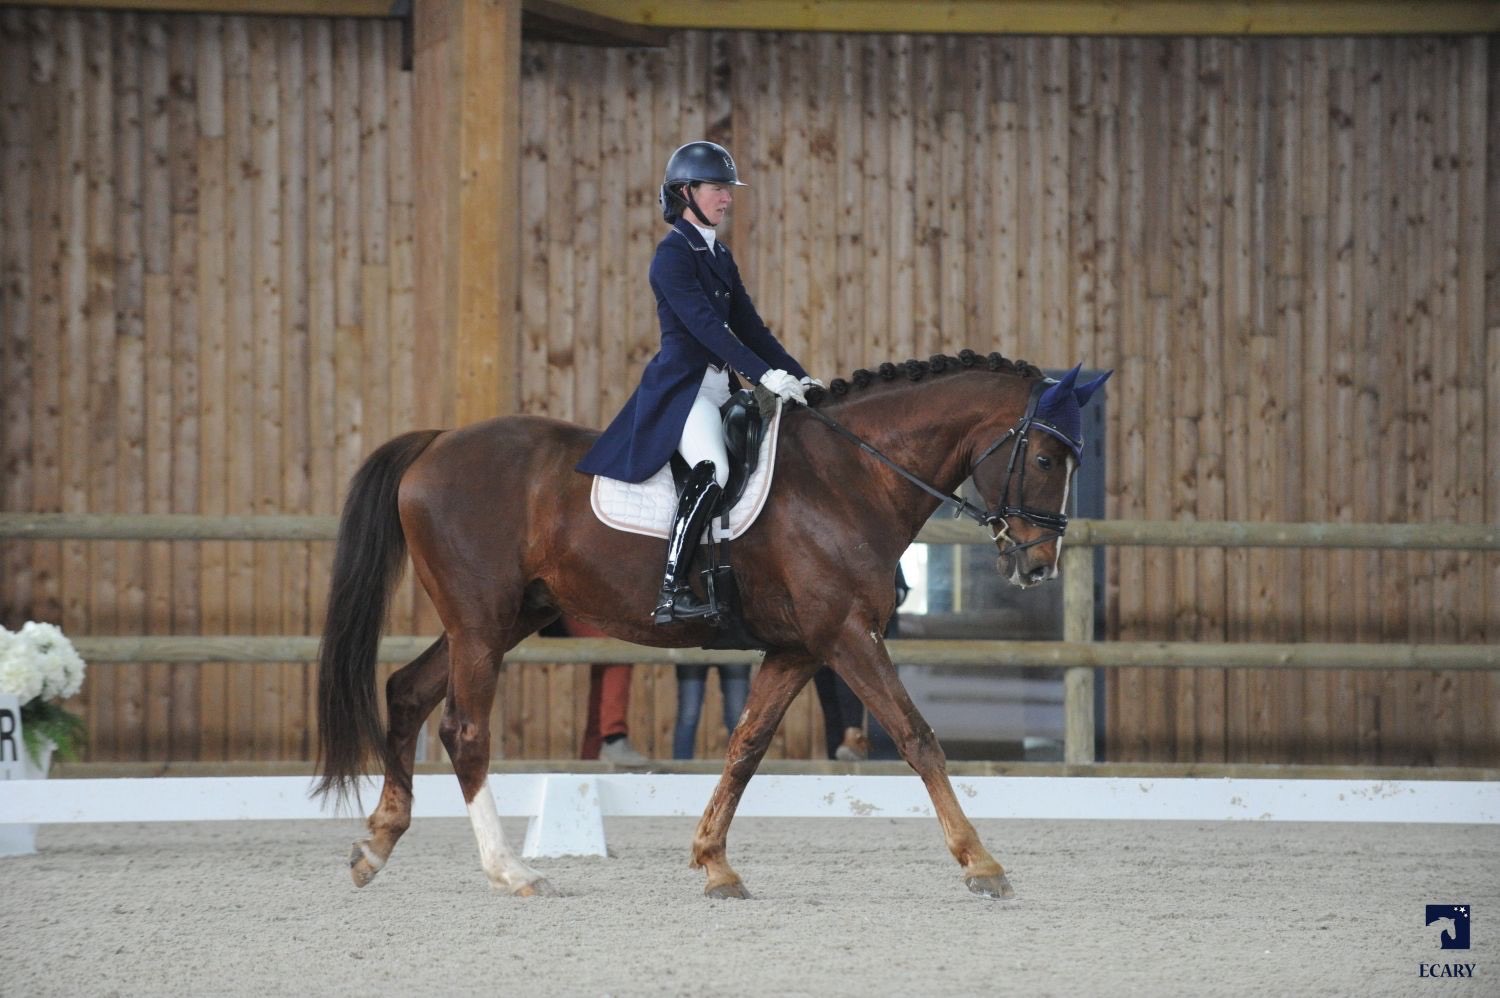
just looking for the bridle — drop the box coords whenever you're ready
[800,379,1080,556]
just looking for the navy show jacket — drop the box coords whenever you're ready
[575,218,808,483]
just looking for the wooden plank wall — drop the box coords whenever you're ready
[1,13,1496,766]
[0,8,426,763]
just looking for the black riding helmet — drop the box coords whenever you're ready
[659,140,748,224]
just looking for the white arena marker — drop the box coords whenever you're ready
[0,695,22,783]
[522,775,607,859]
[0,693,39,857]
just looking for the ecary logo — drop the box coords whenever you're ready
[1427,905,1472,950]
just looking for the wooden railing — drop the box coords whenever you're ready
[2,513,1497,765]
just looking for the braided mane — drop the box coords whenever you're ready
[805,349,1043,407]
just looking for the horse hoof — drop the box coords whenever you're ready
[706,881,753,900]
[964,873,1016,900]
[512,877,559,898]
[349,841,385,888]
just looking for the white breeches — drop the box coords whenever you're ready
[677,366,731,488]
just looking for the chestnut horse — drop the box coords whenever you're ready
[313,350,1106,900]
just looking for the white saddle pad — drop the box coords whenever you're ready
[591,398,784,541]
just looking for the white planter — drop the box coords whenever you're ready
[0,740,54,857]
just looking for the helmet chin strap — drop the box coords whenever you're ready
[683,186,715,228]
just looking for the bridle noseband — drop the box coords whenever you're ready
[801,378,1080,556]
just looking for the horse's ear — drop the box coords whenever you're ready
[1073,369,1113,407]
[1039,364,1081,411]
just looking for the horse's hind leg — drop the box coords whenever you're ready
[441,627,556,897]
[351,637,449,888]
[824,614,1014,900]
[692,650,819,899]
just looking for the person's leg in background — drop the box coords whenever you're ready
[812,667,845,759]
[718,663,750,738]
[673,664,708,759]
[830,670,869,761]
[814,665,871,761]
[565,616,647,766]
[581,663,637,761]
[867,710,899,760]
[580,660,607,760]
[595,662,636,750]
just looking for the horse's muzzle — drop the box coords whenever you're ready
[996,538,1060,589]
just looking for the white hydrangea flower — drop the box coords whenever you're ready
[20,620,87,700]
[55,635,87,698]
[0,626,45,702]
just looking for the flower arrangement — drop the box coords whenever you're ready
[0,621,87,768]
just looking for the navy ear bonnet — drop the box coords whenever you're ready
[1032,364,1112,459]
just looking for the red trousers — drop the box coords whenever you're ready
[564,618,631,759]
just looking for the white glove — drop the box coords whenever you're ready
[799,376,827,391]
[759,368,807,405]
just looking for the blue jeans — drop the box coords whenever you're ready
[673,664,750,759]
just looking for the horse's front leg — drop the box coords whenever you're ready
[692,650,819,899]
[824,614,1015,900]
[440,631,556,897]
[351,638,449,887]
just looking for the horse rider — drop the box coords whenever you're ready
[576,140,822,625]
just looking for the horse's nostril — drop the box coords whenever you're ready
[1027,565,1050,583]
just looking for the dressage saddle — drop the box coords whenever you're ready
[669,386,769,517]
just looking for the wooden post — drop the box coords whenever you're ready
[1062,542,1095,764]
[413,0,521,427]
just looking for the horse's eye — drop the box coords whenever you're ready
[1036,454,1054,471]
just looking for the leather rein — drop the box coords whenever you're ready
[800,379,1077,556]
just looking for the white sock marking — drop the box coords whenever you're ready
[466,783,541,890]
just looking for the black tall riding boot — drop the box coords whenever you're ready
[653,461,723,625]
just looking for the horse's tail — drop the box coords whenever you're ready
[313,429,442,805]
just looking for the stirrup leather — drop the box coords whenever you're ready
[653,461,723,625]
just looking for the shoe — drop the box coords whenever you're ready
[834,727,869,762]
[653,586,721,625]
[599,737,650,768]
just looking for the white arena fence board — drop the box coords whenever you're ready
[3,775,1497,859]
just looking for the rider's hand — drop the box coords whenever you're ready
[799,376,827,392]
[760,369,808,405]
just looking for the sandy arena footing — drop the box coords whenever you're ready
[1,816,1495,996]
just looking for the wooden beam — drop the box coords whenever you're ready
[1062,541,1096,763]
[553,1,1500,35]
[413,0,521,426]
[1065,519,1500,549]
[10,0,398,16]
[50,759,1500,779]
[521,0,668,46]
[11,1,666,46]
[4,513,1500,550]
[13,0,1498,34]
[67,635,1500,669]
